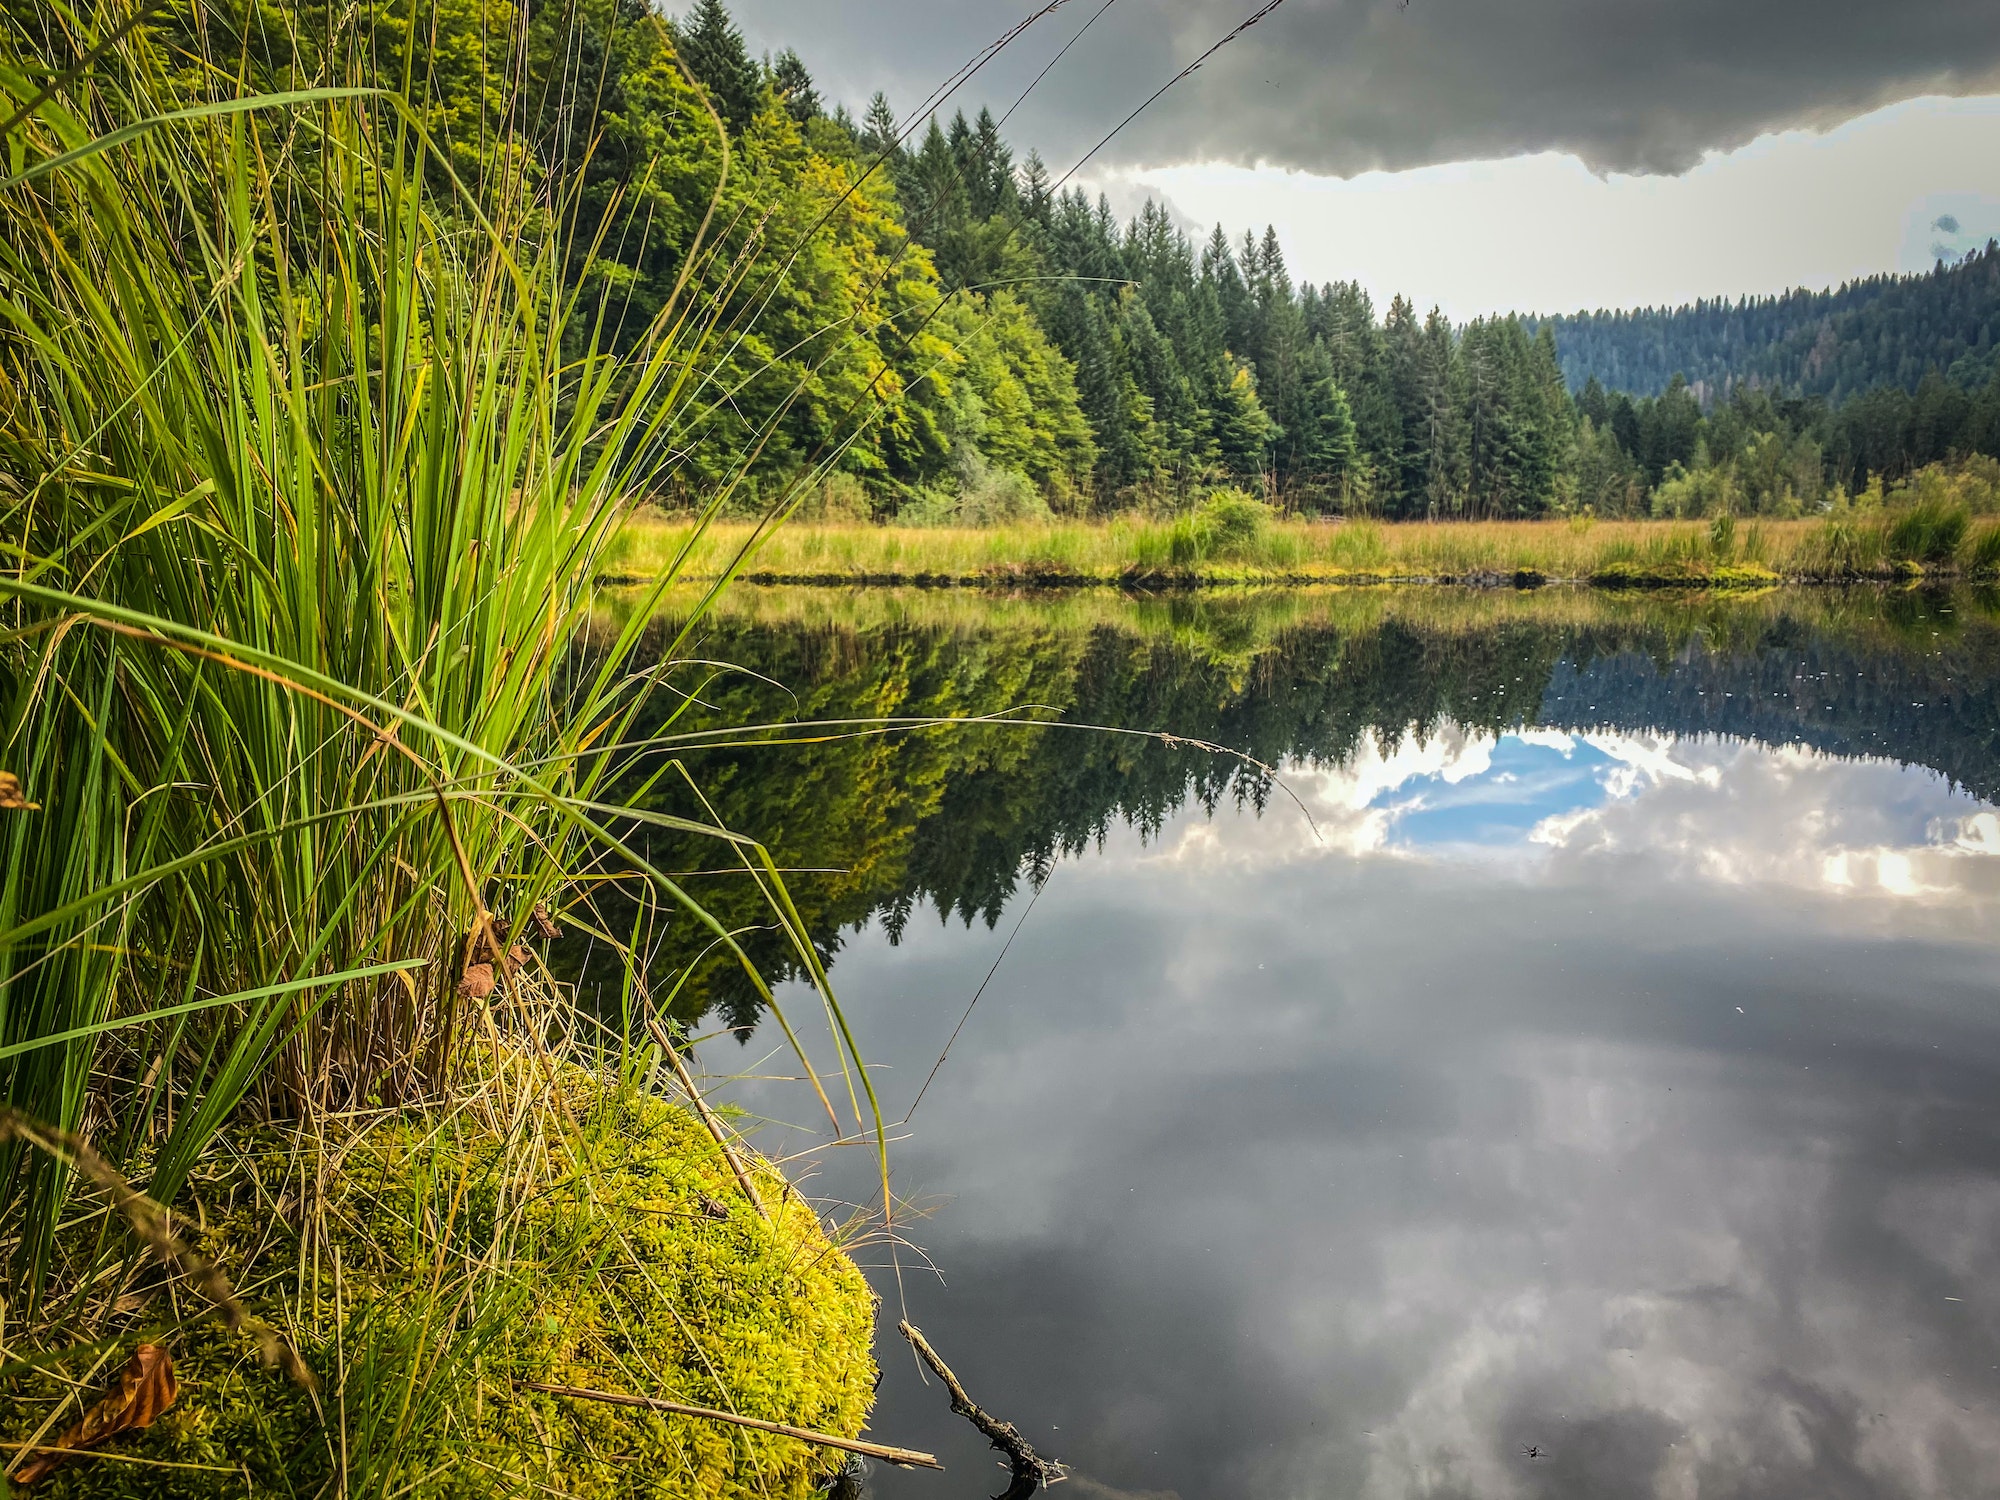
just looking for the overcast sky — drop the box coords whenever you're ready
[719,0,2000,318]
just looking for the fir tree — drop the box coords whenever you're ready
[769,48,818,124]
[671,0,761,132]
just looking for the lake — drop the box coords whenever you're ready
[596,584,2000,1500]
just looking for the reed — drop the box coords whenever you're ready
[0,0,877,1383]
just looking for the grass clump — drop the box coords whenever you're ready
[0,8,888,1492]
[1885,498,1972,566]
[1968,522,2000,576]
[1,1056,877,1498]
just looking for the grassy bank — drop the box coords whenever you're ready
[608,507,2000,589]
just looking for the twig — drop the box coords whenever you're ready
[643,1014,770,1221]
[516,1380,939,1469]
[899,1322,1066,1499]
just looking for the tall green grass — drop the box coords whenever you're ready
[0,3,879,1342]
[612,507,2000,586]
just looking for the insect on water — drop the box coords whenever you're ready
[1523,1445,1546,1460]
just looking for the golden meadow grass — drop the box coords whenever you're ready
[609,511,2000,588]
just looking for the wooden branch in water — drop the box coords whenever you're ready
[899,1321,1067,1500]
[516,1380,940,1468]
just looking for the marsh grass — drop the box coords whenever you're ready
[0,3,892,1486]
[612,509,2000,587]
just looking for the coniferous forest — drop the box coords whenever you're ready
[159,0,2000,520]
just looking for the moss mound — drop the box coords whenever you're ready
[4,1062,877,1498]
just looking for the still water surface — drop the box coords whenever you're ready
[621,586,2000,1500]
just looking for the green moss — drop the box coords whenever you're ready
[1710,562,1782,589]
[4,1063,876,1498]
[1587,559,1780,590]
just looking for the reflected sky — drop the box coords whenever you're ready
[716,717,2000,1500]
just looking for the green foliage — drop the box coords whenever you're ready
[1968,522,2000,575]
[0,0,880,1349]
[107,0,2000,525]
[1163,491,1273,567]
[1709,511,1738,557]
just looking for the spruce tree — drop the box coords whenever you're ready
[671,0,761,132]
[769,48,818,124]
[860,92,899,157]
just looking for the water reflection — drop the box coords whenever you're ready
[590,586,2000,1499]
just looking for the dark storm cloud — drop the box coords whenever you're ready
[723,0,2000,176]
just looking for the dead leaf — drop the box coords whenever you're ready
[14,1344,177,1485]
[530,903,561,941]
[0,771,38,810]
[456,963,496,1001]
[504,944,533,974]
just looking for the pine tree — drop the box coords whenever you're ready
[1018,150,1052,224]
[769,48,818,124]
[671,0,762,132]
[860,92,899,157]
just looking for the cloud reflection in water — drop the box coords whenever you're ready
[728,724,2000,1499]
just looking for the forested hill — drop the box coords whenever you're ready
[1533,244,2000,402]
[185,0,2000,520]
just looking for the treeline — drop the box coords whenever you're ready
[670,1,2000,521]
[1573,370,2000,516]
[167,0,2000,521]
[1534,244,2000,403]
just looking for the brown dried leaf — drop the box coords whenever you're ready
[14,1344,177,1485]
[530,903,561,941]
[456,963,496,1001]
[0,771,38,810]
[505,944,533,974]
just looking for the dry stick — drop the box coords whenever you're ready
[899,1322,1066,1500]
[643,1013,769,1221]
[515,1381,939,1469]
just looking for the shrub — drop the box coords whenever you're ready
[1968,522,2000,575]
[960,465,1051,526]
[1197,489,1273,554]
[1885,498,1970,564]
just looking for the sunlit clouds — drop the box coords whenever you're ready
[1144,723,2000,908]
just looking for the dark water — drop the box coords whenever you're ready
[611,586,2000,1500]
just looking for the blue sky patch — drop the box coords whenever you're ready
[1375,734,1620,850]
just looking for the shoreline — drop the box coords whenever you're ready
[602,564,1963,591]
[606,516,1996,594]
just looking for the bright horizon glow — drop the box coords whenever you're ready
[1100,95,2000,322]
